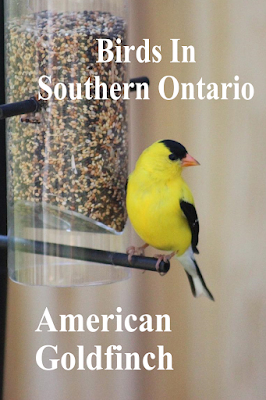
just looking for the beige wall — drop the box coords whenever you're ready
[4,0,266,399]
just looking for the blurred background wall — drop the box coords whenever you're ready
[4,0,266,399]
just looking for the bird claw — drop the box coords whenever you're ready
[126,244,148,263]
[126,246,137,262]
[154,252,177,275]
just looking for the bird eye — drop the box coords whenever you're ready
[169,154,178,161]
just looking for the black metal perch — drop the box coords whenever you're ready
[0,77,150,119]
[0,235,170,275]
[129,76,150,91]
[0,97,41,119]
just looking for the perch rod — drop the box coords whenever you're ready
[0,97,41,119]
[0,235,170,275]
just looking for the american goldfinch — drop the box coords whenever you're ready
[126,139,214,301]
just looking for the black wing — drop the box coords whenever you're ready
[180,200,199,254]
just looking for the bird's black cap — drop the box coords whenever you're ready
[160,140,187,160]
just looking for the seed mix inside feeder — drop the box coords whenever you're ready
[6,10,128,234]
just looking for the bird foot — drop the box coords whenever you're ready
[126,244,149,262]
[154,251,177,275]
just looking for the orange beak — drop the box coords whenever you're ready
[181,153,200,167]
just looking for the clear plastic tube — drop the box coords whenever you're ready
[5,0,130,286]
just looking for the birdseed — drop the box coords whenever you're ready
[6,10,128,233]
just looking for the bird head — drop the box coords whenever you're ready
[136,139,200,179]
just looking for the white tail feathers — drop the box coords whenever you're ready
[189,274,214,300]
[177,247,214,301]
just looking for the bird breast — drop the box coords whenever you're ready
[126,177,192,254]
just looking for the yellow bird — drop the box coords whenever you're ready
[126,139,214,301]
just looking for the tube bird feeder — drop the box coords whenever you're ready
[5,0,132,286]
